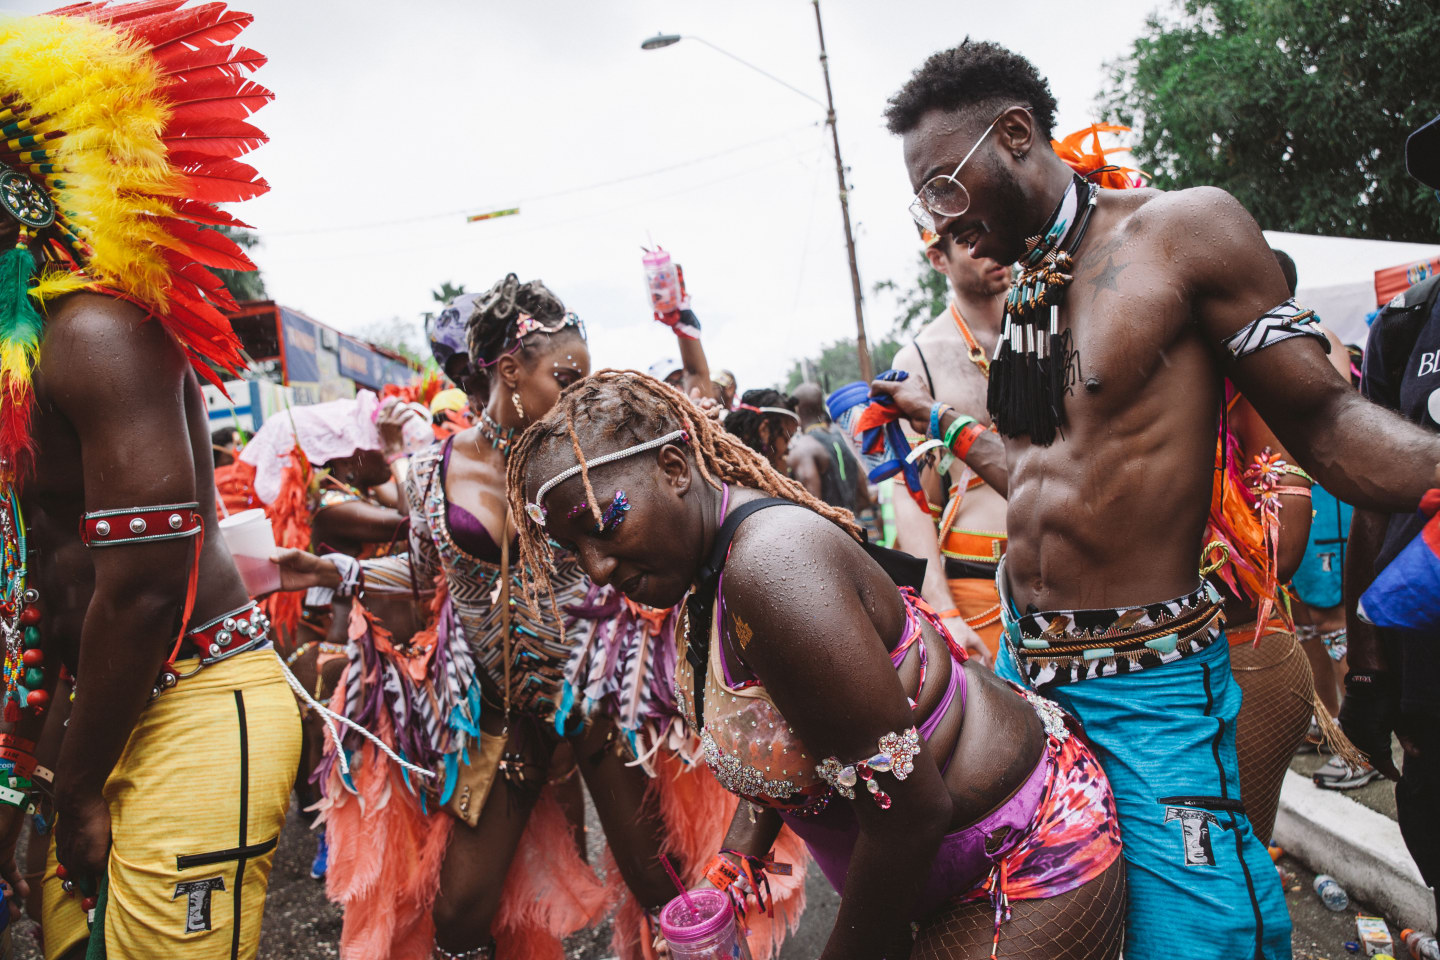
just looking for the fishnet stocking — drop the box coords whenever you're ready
[1230,626,1314,843]
[910,855,1126,959]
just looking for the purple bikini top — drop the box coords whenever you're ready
[440,437,509,563]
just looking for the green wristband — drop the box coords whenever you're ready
[942,415,977,451]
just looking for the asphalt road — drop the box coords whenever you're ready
[6,800,1415,959]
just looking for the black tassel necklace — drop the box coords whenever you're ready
[986,173,1099,446]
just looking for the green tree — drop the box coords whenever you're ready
[213,226,268,303]
[873,252,948,335]
[784,337,902,393]
[1102,0,1440,242]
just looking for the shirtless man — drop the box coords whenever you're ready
[787,383,867,512]
[23,297,301,958]
[0,7,298,956]
[889,230,1010,664]
[873,41,1440,959]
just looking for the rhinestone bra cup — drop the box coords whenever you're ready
[701,730,798,800]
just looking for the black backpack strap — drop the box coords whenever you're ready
[684,498,794,729]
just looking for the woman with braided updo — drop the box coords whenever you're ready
[509,372,1129,960]
[277,276,762,960]
[724,388,800,473]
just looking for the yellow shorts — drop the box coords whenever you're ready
[41,650,301,959]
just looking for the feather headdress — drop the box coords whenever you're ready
[0,0,271,482]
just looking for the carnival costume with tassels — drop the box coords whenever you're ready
[312,435,802,960]
[0,5,305,959]
[990,125,1315,960]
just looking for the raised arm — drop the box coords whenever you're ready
[1184,187,1440,511]
[674,310,716,401]
[726,512,953,960]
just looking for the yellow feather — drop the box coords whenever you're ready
[0,11,179,313]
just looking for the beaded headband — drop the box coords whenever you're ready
[526,429,689,526]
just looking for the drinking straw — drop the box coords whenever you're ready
[659,853,697,921]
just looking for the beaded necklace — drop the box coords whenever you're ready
[986,173,1098,446]
[477,407,515,458]
[0,488,45,721]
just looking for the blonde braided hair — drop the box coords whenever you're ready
[506,370,861,611]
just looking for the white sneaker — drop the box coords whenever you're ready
[1312,754,1381,790]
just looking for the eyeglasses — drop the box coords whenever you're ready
[907,114,1003,231]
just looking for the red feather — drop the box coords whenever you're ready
[162,117,265,158]
[126,3,252,51]
[52,0,188,23]
[163,248,239,312]
[165,77,272,120]
[169,156,268,203]
[164,290,246,369]
[154,217,254,271]
[159,44,267,82]
[165,197,253,229]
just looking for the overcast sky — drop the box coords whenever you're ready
[17,0,1437,389]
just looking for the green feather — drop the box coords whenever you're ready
[0,243,43,356]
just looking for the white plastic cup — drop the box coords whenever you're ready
[219,508,281,597]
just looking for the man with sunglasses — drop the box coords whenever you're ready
[873,40,1440,960]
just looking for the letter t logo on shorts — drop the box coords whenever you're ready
[173,876,226,934]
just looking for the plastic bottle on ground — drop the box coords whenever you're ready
[1402,928,1440,960]
[1314,873,1350,912]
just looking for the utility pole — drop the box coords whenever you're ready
[812,0,872,382]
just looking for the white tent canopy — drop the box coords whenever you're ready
[1263,230,1440,347]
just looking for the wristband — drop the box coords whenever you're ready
[0,734,36,753]
[704,852,741,891]
[0,747,37,778]
[0,783,26,809]
[951,422,986,462]
[928,403,953,442]
[936,608,962,620]
[941,415,977,451]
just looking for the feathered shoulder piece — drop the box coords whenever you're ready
[1051,124,1145,190]
[0,0,271,480]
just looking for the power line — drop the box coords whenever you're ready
[265,142,826,266]
[263,122,820,238]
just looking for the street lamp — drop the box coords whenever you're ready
[639,1,874,381]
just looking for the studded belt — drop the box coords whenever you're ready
[152,601,272,698]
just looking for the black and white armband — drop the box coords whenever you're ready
[1221,298,1330,360]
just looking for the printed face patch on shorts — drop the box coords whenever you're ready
[1163,805,1225,867]
[173,876,225,933]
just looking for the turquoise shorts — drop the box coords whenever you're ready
[999,589,1292,959]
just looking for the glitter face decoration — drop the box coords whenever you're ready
[566,490,630,534]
